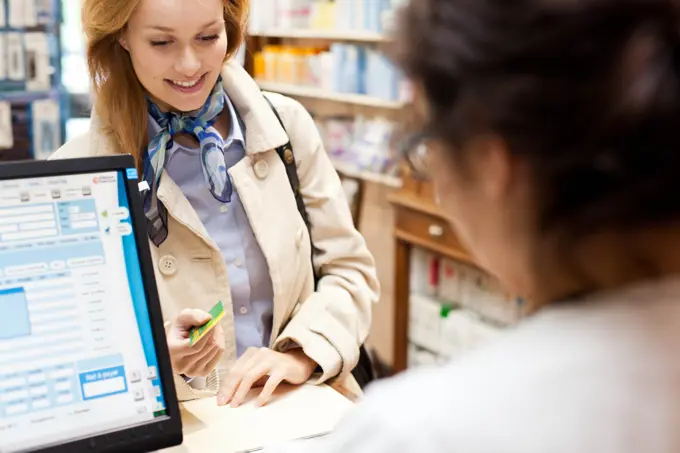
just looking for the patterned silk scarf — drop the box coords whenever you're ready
[143,78,231,246]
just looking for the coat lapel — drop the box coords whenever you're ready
[220,61,288,155]
[87,107,216,249]
[156,173,215,249]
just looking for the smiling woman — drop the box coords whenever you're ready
[123,9,229,112]
[83,0,248,163]
[49,0,379,409]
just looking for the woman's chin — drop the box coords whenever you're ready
[163,96,204,113]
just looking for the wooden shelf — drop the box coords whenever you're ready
[249,29,388,44]
[257,81,404,110]
[0,90,59,104]
[391,196,478,267]
[388,191,447,220]
[390,188,482,372]
[332,160,402,188]
[394,229,477,268]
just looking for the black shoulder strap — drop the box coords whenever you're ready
[263,94,375,388]
[262,96,309,228]
[262,95,320,281]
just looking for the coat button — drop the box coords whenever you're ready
[254,160,269,179]
[239,306,248,315]
[283,147,294,164]
[158,255,177,276]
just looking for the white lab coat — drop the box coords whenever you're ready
[264,277,680,453]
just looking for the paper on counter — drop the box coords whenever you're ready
[164,383,354,453]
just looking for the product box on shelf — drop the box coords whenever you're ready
[314,114,399,180]
[249,0,396,34]
[407,293,506,368]
[409,248,439,296]
[408,292,443,354]
[439,308,504,361]
[439,258,523,326]
[407,343,440,369]
[364,48,401,101]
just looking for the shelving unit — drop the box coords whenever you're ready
[257,81,404,110]
[332,159,402,188]
[247,6,518,376]
[248,26,406,221]
[250,29,388,44]
[246,16,413,373]
[389,181,476,373]
[0,0,64,161]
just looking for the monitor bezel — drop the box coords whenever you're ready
[0,156,182,453]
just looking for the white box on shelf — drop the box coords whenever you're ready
[0,101,13,150]
[409,292,442,354]
[453,262,521,325]
[439,309,471,360]
[31,99,61,160]
[24,32,51,92]
[407,343,438,368]
[409,248,428,295]
[0,34,6,81]
[407,342,418,369]
[439,258,462,305]
[439,308,505,361]
[8,0,23,28]
[410,248,438,296]
[468,315,503,349]
[6,32,25,81]
[470,272,521,325]
[23,0,37,27]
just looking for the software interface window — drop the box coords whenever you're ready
[0,170,166,452]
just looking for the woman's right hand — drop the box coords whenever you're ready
[166,309,225,377]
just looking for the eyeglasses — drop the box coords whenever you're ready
[396,131,432,179]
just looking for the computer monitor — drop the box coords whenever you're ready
[0,156,182,453]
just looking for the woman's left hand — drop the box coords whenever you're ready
[217,347,318,408]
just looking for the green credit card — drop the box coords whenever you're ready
[189,301,225,346]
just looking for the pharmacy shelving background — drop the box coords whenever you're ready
[0,0,525,375]
[244,1,520,372]
[0,0,65,161]
[5,0,410,190]
[247,0,410,194]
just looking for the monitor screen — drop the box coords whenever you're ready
[0,169,168,453]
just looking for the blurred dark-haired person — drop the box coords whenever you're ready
[262,0,680,452]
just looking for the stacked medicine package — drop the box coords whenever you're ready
[408,249,525,368]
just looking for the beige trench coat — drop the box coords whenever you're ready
[50,61,380,401]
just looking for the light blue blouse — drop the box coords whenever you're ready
[148,96,274,358]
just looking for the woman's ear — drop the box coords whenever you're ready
[476,136,513,203]
[118,32,130,52]
[413,82,430,123]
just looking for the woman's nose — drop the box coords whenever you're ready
[175,46,201,77]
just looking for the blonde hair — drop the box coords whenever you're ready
[82,0,249,168]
